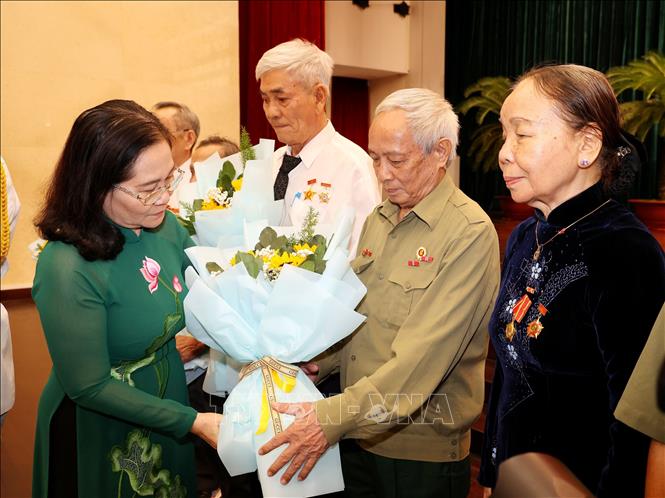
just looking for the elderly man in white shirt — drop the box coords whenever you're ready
[256,39,380,256]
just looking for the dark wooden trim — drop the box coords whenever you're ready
[0,287,33,301]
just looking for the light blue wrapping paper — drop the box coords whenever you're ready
[188,139,285,249]
[183,209,366,497]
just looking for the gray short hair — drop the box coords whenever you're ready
[375,88,459,165]
[152,101,200,139]
[255,39,334,91]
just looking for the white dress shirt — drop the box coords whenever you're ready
[273,121,380,257]
[1,157,20,416]
[168,158,193,210]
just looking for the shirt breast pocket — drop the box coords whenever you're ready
[351,255,375,274]
[386,267,436,327]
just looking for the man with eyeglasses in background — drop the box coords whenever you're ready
[152,101,200,211]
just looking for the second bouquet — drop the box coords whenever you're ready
[183,207,366,498]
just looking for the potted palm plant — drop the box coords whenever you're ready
[607,51,665,228]
[457,76,532,219]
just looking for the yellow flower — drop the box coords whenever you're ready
[232,178,243,192]
[201,199,227,211]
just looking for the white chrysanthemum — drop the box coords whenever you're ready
[207,187,231,206]
[257,247,274,258]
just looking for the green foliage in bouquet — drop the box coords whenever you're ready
[177,200,200,236]
[177,162,241,236]
[231,207,328,280]
[217,160,237,198]
[240,126,256,166]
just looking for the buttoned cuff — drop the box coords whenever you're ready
[315,393,358,445]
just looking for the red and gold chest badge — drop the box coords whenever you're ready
[303,179,317,200]
[318,182,332,203]
[526,303,548,339]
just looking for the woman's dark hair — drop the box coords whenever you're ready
[35,99,172,261]
[516,64,636,195]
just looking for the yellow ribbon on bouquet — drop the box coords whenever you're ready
[239,356,299,435]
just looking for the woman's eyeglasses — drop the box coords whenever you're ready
[112,168,185,206]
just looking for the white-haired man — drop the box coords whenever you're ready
[256,39,380,256]
[259,89,500,498]
[152,101,200,210]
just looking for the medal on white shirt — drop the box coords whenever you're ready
[318,182,332,204]
[303,178,317,201]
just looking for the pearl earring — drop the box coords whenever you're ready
[580,159,590,167]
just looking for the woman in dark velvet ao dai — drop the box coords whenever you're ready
[478,65,665,497]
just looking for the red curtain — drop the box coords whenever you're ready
[239,0,326,144]
[330,76,370,152]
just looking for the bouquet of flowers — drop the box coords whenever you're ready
[177,159,243,235]
[177,132,283,248]
[183,207,365,497]
[228,207,326,282]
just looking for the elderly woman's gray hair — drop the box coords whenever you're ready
[375,88,459,165]
[255,38,334,91]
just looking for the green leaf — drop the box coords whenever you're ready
[457,76,511,123]
[297,207,320,242]
[619,100,665,141]
[221,160,236,181]
[163,312,182,336]
[109,429,172,495]
[205,262,224,275]
[110,353,156,387]
[218,175,234,196]
[145,312,182,355]
[466,122,503,172]
[607,52,665,105]
[311,234,327,248]
[314,258,327,274]
[192,199,203,212]
[299,259,316,272]
[258,226,278,249]
[175,215,196,236]
[236,251,262,279]
[240,126,256,166]
[272,235,289,251]
[155,476,187,498]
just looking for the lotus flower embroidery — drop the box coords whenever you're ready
[140,257,161,294]
[172,275,183,293]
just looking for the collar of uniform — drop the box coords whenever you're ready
[378,174,455,229]
[286,120,335,169]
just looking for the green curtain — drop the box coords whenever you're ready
[445,0,665,208]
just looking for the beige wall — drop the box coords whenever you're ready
[364,1,459,185]
[326,0,410,78]
[367,1,446,111]
[0,0,240,289]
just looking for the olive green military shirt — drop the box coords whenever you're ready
[314,174,500,462]
[615,302,665,443]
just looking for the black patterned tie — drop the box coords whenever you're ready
[273,154,302,200]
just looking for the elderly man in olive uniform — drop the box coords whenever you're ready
[259,88,500,498]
